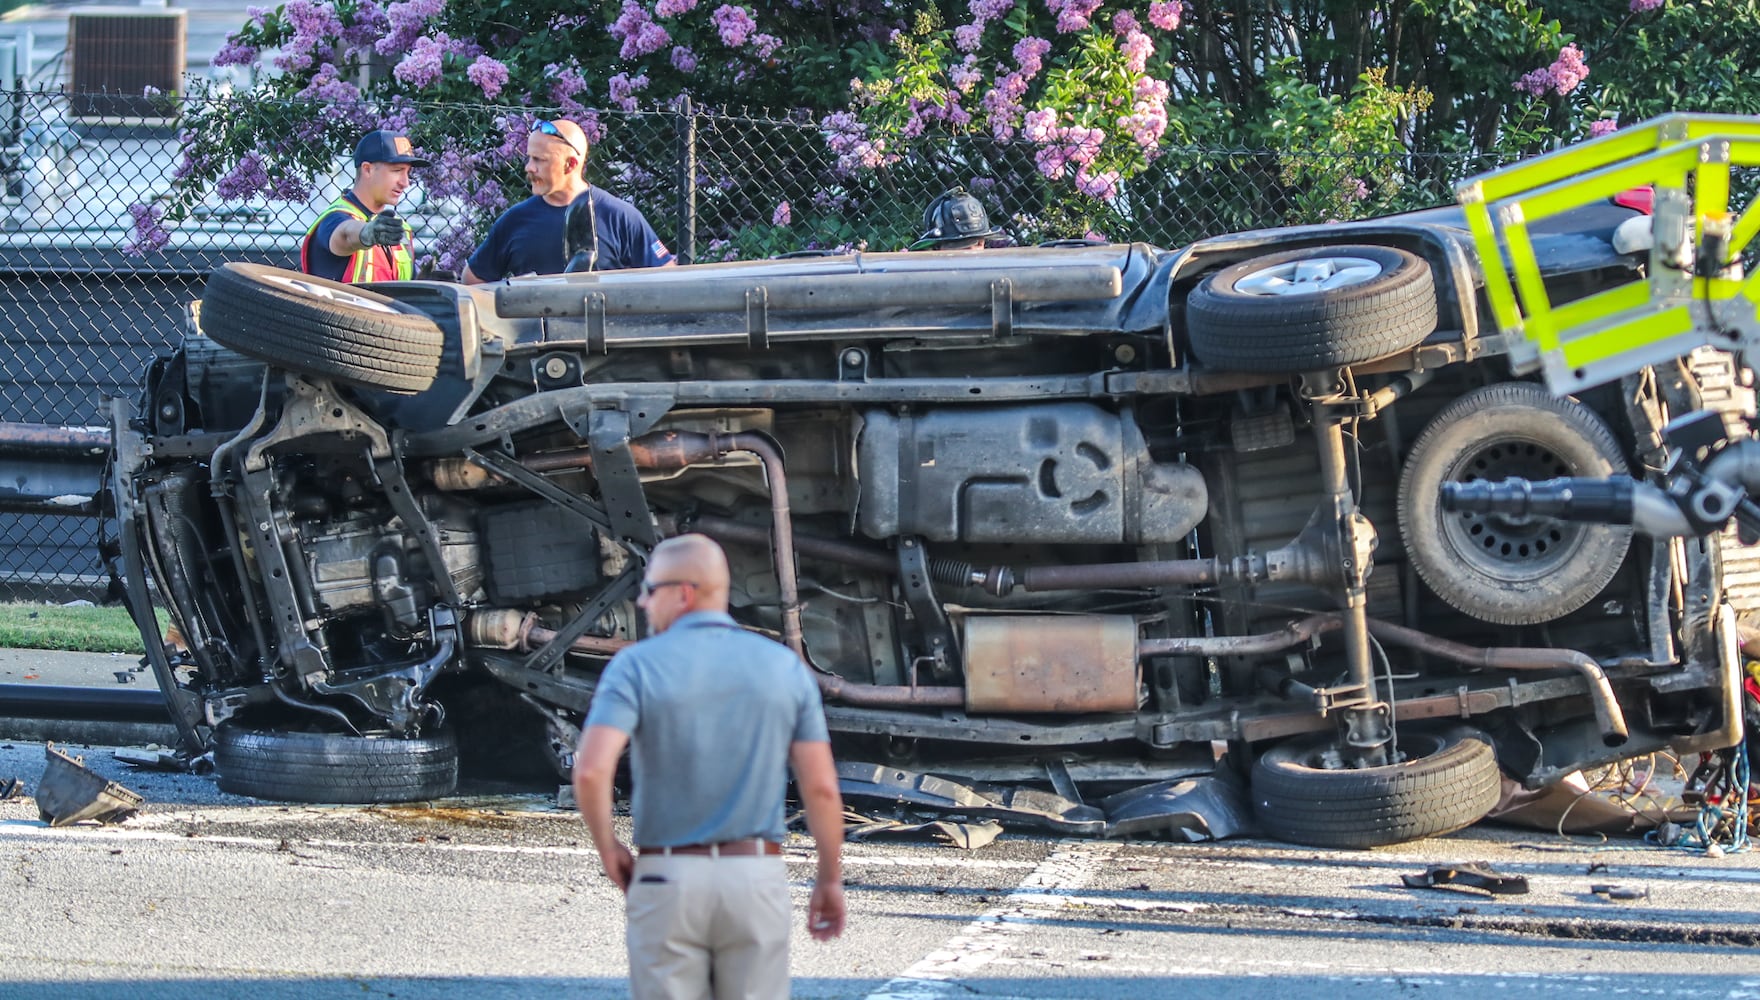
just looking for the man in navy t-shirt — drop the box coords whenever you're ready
[462,118,675,283]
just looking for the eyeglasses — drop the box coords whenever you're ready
[640,579,696,598]
[530,119,586,158]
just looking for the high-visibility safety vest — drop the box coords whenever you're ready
[300,194,414,282]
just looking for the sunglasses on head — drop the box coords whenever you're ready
[530,119,586,158]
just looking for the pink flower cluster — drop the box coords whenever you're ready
[609,72,651,111]
[1148,0,1182,30]
[1630,0,1663,10]
[949,56,983,94]
[467,55,510,99]
[1116,74,1169,149]
[1514,43,1588,97]
[1120,29,1153,73]
[1589,117,1619,138]
[1113,10,1140,35]
[712,4,757,47]
[772,200,791,226]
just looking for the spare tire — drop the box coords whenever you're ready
[214,725,459,803]
[1185,244,1436,372]
[1398,382,1632,625]
[1252,728,1502,849]
[198,263,443,394]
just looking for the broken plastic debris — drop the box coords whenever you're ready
[36,744,144,827]
[1590,883,1650,901]
[1401,861,1530,896]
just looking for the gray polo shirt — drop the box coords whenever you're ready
[585,610,830,846]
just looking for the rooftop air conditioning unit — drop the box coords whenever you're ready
[68,8,187,119]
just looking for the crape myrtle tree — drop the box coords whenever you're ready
[130,0,1751,265]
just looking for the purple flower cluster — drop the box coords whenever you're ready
[1630,0,1663,10]
[953,23,984,51]
[377,0,443,56]
[772,200,791,226]
[1148,0,1182,31]
[274,0,344,73]
[657,0,698,15]
[609,72,651,111]
[1013,37,1051,77]
[969,0,1012,22]
[822,110,895,173]
[545,61,591,117]
[267,171,312,203]
[212,37,259,68]
[394,34,447,89]
[712,4,757,47]
[1045,0,1103,34]
[753,33,781,59]
[467,55,510,99]
[338,0,389,59]
[125,202,170,255]
[1515,43,1588,97]
[216,152,270,200]
[1113,10,1140,34]
[672,45,699,73]
[296,61,362,102]
[613,2,671,60]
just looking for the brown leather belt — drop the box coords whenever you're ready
[639,839,782,857]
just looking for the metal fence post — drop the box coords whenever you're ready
[675,95,696,265]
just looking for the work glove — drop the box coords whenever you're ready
[362,210,407,248]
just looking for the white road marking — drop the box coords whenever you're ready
[864,838,1121,1000]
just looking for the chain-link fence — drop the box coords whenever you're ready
[0,87,1501,600]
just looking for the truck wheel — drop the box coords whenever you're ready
[1398,382,1632,625]
[1185,244,1436,372]
[1252,728,1502,848]
[214,725,459,803]
[198,263,443,394]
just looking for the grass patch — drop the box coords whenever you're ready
[0,602,158,653]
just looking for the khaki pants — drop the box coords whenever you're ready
[624,854,792,1000]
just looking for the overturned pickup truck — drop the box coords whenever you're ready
[20,197,1749,846]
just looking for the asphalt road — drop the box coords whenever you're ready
[3,739,1760,999]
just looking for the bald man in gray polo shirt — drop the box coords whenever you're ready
[574,533,845,999]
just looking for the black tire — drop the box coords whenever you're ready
[1252,728,1502,849]
[214,725,459,804]
[198,263,443,394]
[1185,244,1436,372]
[1398,382,1632,625]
